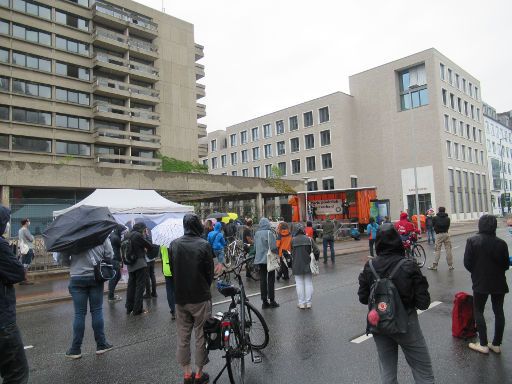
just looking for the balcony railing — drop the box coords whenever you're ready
[96,153,162,168]
[94,77,159,99]
[130,83,159,98]
[94,102,160,122]
[94,2,158,33]
[94,128,160,143]
[130,61,159,77]
[128,37,158,54]
[94,27,128,45]
[94,52,159,77]
[131,108,159,121]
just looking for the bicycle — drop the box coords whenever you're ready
[224,240,260,281]
[213,256,270,384]
[403,233,426,268]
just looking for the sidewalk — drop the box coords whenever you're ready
[15,219,481,308]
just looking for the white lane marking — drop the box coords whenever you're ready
[350,301,443,344]
[24,345,34,350]
[212,283,297,307]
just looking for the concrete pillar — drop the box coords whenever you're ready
[255,193,264,220]
[219,198,224,212]
[1,186,9,208]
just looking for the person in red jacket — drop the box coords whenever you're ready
[394,212,418,241]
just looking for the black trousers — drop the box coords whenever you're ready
[126,267,148,314]
[144,261,157,296]
[369,239,376,257]
[108,260,122,299]
[259,264,275,302]
[473,292,506,346]
[0,323,29,384]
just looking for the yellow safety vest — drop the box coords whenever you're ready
[161,246,172,277]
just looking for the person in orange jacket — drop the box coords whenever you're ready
[276,222,292,281]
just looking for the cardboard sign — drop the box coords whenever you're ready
[309,199,343,215]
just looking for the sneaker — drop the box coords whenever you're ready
[305,303,312,309]
[262,301,270,309]
[194,372,209,384]
[183,372,195,384]
[65,350,82,359]
[488,343,501,354]
[151,292,158,298]
[468,342,489,354]
[132,309,149,316]
[427,265,438,271]
[297,303,306,309]
[142,294,151,299]
[269,301,280,308]
[108,295,122,303]
[171,311,176,320]
[448,265,455,270]
[96,343,114,355]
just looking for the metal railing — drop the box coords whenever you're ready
[128,37,158,54]
[94,77,159,99]
[94,2,158,32]
[94,52,159,77]
[94,127,160,143]
[94,27,127,44]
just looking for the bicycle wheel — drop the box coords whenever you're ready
[224,247,233,268]
[244,301,270,350]
[245,258,260,281]
[226,322,245,383]
[413,244,426,268]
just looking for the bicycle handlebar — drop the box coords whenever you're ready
[217,255,255,279]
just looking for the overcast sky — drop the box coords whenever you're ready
[143,0,511,132]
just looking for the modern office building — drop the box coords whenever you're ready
[0,0,206,170]
[201,48,490,220]
[483,102,512,215]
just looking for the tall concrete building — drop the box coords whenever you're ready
[201,48,490,221]
[0,0,206,170]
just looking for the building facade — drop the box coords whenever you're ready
[201,48,491,221]
[0,0,205,171]
[483,103,512,215]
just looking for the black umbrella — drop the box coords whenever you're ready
[207,212,228,220]
[43,205,118,254]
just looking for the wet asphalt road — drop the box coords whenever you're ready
[16,228,512,384]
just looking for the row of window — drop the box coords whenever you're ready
[0,134,90,155]
[446,140,485,165]
[485,120,512,144]
[486,140,512,162]
[443,114,482,143]
[0,20,89,56]
[0,105,90,130]
[0,76,90,105]
[213,107,330,151]
[442,89,480,122]
[447,168,488,215]
[440,63,479,101]
[0,48,91,81]
[398,64,429,111]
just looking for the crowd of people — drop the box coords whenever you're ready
[0,204,510,384]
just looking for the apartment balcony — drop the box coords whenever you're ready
[195,43,204,61]
[93,77,130,98]
[129,83,160,103]
[198,143,208,157]
[196,103,206,119]
[129,61,159,82]
[94,128,160,149]
[93,52,159,82]
[93,2,158,39]
[96,153,162,170]
[198,123,207,139]
[128,37,159,60]
[93,102,159,126]
[93,27,128,52]
[131,108,160,126]
[196,83,206,100]
[195,63,205,80]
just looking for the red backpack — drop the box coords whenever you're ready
[452,292,477,338]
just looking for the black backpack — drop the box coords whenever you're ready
[120,235,137,266]
[366,259,409,335]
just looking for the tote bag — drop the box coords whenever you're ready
[266,231,280,272]
[309,239,319,275]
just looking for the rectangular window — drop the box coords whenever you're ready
[471,105,475,120]
[56,87,90,105]
[263,124,272,138]
[291,159,300,174]
[265,164,273,178]
[307,180,318,191]
[56,141,90,156]
[55,10,89,31]
[12,107,51,125]
[448,68,453,84]
[440,63,445,80]
[303,111,313,127]
[461,145,466,161]
[210,157,218,169]
[321,153,332,169]
[210,139,217,152]
[230,152,237,165]
[449,93,455,109]
[472,127,477,142]
[444,114,449,131]
[446,141,452,158]
[276,141,285,156]
[442,89,447,106]
[474,86,479,100]
[399,64,428,110]
[56,35,89,56]
[13,0,51,19]
[12,79,51,99]
[56,62,90,81]
[276,120,284,134]
[253,166,260,177]
[323,179,334,190]
[12,23,51,45]
[56,114,89,130]
[456,170,463,213]
[0,105,9,120]
[319,107,329,123]
[468,146,473,162]
[242,169,248,177]
[0,19,8,35]
[264,144,272,159]
[457,97,462,113]
[251,127,259,141]
[464,171,471,212]
[455,74,460,89]
[12,136,51,153]
[230,133,237,147]
[290,137,300,153]
[240,130,248,145]
[351,177,358,188]
[454,142,459,160]
[306,156,316,172]
[0,48,8,63]
[277,162,286,176]
[459,121,464,136]
[231,171,238,176]
[0,134,8,150]
[469,83,473,98]
[289,116,298,131]
[305,134,315,149]
[477,174,483,212]
[0,76,8,92]
[474,148,478,164]
[462,78,467,93]
[452,118,457,134]
[320,130,331,146]
[448,169,456,213]
[252,147,260,161]
[241,149,248,163]
[221,154,226,168]
[470,173,477,212]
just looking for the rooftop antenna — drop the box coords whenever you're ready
[162,0,165,13]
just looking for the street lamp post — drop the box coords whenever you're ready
[302,177,309,222]
[500,137,507,216]
[409,110,421,230]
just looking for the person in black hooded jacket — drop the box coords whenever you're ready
[358,223,434,384]
[0,205,29,384]
[170,214,214,384]
[464,214,509,354]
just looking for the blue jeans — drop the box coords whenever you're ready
[68,276,107,353]
[426,227,435,244]
[0,323,29,384]
[21,249,34,268]
[165,276,176,314]
[323,238,335,262]
[108,260,122,299]
[214,249,225,264]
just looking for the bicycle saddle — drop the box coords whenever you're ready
[216,280,240,297]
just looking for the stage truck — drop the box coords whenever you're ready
[288,187,390,230]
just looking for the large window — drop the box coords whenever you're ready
[12,136,51,153]
[56,141,91,156]
[0,76,8,92]
[251,127,259,141]
[289,116,298,131]
[277,162,286,176]
[265,164,273,178]
[253,166,260,177]
[13,0,51,19]
[56,114,90,130]
[276,141,285,156]
[68,0,89,6]
[448,169,456,213]
[12,79,51,99]
[56,87,90,105]
[56,35,90,56]
[291,159,300,174]
[230,133,237,147]
[12,23,51,45]
[264,144,272,159]
[241,149,248,163]
[56,62,90,81]
[55,10,89,31]
[323,179,334,190]
[319,107,329,123]
[321,153,332,169]
[12,51,51,72]
[399,64,428,110]
[305,134,315,149]
[230,152,237,165]
[242,169,249,177]
[0,105,8,120]
[252,147,260,161]
[290,137,300,153]
[210,139,216,152]
[306,156,316,172]
[240,130,248,145]
[221,154,226,168]
[0,134,8,149]
[263,124,272,138]
[320,130,331,146]
[12,107,51,125]
[307,180,318,191]
[0,48,8,63]
[303,111,313,127]
[276,120,284,134]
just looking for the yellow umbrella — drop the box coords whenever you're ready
[221,212,238,224]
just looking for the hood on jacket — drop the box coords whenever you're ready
[478,214,497,235]
[132,222,147,233]
[400,212,408,220]
[183,214,203,237]
[437,212,448,218]
[0,206,10,236]
[258,218,271,231]
[294,223,305,236]
[213,222,222,232]
[375,223,405,256]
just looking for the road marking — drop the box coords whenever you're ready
[24,345,34,350]
[212,283,297,307]
[350,301,443,344]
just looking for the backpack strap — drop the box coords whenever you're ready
[389,258,407,279]
[368,259,380,281]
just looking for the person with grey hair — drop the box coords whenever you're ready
[254,217,279,309]
[18,218,34,285]
[292,224,320,309]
